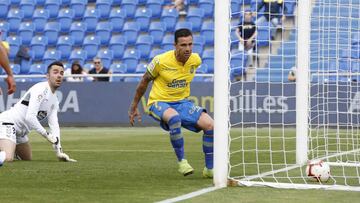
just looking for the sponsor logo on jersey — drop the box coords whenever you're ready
[167,79,187,88]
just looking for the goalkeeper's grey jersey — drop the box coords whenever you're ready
[0,81,60,138]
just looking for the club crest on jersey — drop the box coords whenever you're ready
[37,95,43,102]
[190,66,195,74]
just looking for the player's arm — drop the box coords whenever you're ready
[48,104,76,162]
[129,71,153,126]
[0,41,16,94]
[25,89,56,144]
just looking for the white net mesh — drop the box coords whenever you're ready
[228,0,360,190]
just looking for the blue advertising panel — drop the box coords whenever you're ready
[0,82,357,126]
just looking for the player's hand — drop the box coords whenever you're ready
[128,107,141,126]
[6,75,16,95]
[45,132,58,144]
[57,152,77,162]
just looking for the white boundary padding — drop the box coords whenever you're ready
[213,0,230,187]
[296,0,311,165]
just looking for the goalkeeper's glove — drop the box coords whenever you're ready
[52,140,77,162]
[56,152,77,162]
[43,132,58,144]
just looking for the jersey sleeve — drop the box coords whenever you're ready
[25,86,48,137]
[48,102,62,152]
[147,56,160,78]
[194,53,202,69]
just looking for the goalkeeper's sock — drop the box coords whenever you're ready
[168,115,184,161]
[203,130,214,169]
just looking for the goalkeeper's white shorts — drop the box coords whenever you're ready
[0,121,28,145]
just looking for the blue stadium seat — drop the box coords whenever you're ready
[69,49,87,65]
[58,8,74,33]
[7,9,24,32]
[7,36,22,59]
[161,8,179,31]
[193,63,208,82]
[96,0,112,19]
[10,0,19,5]
[0,0,9,18]
[44,0,61,18]
[122,22,140,45]
[123,49,140,73]
[135,8,152,32]
[230,51,247,74]
[95,22,113,45]
[44,22,60,45]
[136,35,153,59]
[256,21,271,47]
[161,35,173,51]
[0,22,9,40]
[186,8,205,32]
[188,0,199,4]
[192,35,205,55]
[70,22,87,46]
[18,22,34,45]
[29,63,47,74]
[57,36,74,60]
[97,49,113,68]
[201,21,214,45]
[110,63,127,82]
[36,0,45,5]
[149,49,165,60]
[33,9,49,32]
[30,36,48,60]
[175,21,193,31]
[11,64,21,75]
[19,0,35,19]
[284,1,296,17]
[121,0,138,18]
[231,0,240,17]
[112,0,120,5]
[110,63,127,73]
[70,0,87,19]
[146,0,163,18]
[135,63,147,73]
[84,9,100,32]
[83,63,94,71]
[109,35,127,59]
[149,22,166,45]
[83,36,100,59]
[43,50,61,67]
[199,0,214,17]
[109,8,126,32]
[202,49,214,73]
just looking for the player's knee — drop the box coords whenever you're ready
[168,115,181,129]
[5,156,14,162]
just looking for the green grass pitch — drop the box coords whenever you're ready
[0,127,359,203]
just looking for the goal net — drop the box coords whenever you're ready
[214,0,360,191]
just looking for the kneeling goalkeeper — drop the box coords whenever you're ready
[0,61,76,162]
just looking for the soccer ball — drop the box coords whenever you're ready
[0,151,6,166]
[305,160,331,182]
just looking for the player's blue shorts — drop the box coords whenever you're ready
[148,99,206,133]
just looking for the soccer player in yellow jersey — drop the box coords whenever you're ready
[129,29,214,178]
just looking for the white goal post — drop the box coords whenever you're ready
[214,0,360,191]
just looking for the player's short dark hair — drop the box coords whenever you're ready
[47,61,64,73]
[174,28,193,44]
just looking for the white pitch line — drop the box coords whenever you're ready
[156,186,220,203]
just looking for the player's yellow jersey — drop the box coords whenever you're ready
[147,50,202,106]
